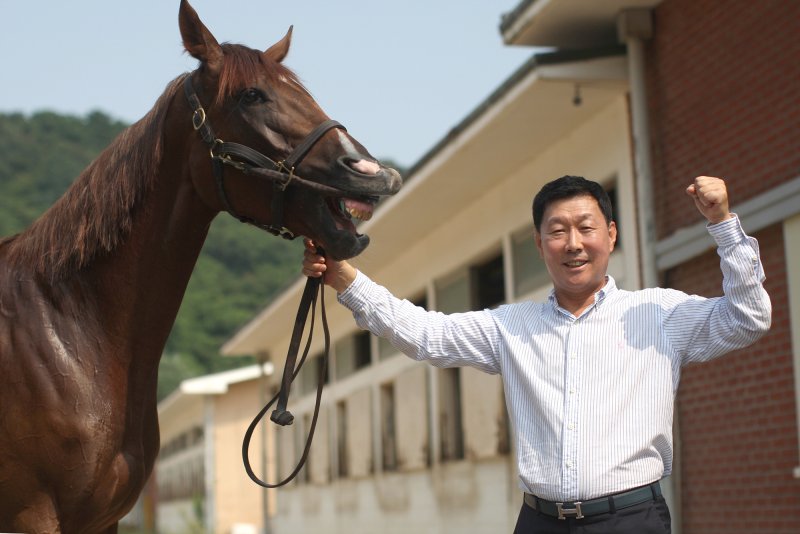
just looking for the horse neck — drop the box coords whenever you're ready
[86,113,218,366]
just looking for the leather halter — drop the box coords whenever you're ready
[183,74,346,239]
[185,73,336,488]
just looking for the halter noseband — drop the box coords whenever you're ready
[183,74,347,239]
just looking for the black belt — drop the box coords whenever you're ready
[524,482,662,520]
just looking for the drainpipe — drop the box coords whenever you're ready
[618,8,658,289]
[618,10,681,533]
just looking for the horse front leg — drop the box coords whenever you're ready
[11,492,61,534]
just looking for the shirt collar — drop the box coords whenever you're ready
[598,275,617,302]
[547,275,618,312]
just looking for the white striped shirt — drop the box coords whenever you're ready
[338,215,771,501]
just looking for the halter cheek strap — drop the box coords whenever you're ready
[184,74,346,239]
[186,73,337,488]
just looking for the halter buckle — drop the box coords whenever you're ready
[275,161,296,191]
[192,107,207,130]
[219,154,247,172]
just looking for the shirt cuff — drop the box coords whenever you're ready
[337,270,373,311]
[707,213,747,248]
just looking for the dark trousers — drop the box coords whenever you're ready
[513,496,672,534]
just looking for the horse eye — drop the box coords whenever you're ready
[240,88,267,105]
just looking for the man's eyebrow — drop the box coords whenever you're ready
[544,213,596,225]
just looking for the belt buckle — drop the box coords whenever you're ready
[556,501,584,520]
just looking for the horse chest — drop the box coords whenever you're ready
[0,278,159,527]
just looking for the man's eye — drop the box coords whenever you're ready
[240,88,267,105]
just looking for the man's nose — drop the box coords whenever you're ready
[566,228,582,251]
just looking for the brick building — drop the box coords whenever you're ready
[215,1,800,533]
[502,1,800,532]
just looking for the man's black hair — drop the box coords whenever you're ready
[532,175,614,232]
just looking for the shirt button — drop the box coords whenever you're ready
[566,461,573,468]
[568,423,575,430]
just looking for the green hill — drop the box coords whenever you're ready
[0,110,304,399]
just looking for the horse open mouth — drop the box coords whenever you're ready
[312,165,400,259]
[327,195,379,234]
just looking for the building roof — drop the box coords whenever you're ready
[500,0,661,48]
[158,363,274,415]
[221,45,628,359]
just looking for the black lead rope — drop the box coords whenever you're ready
[241,261,331,488]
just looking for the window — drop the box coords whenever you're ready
[156,426,205,502]
[435,270,470,313]
[294,414,311,483]
[298,352,328,395]
[335,331,372,379]
[472,254,505,310]
[439,367,464,462]
[512,225,549,297]
[380,382,398,471]
[336,400,348,478]
[435,252,506,311]
[432,252,504,464]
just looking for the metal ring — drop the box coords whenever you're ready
[192,108,207,130]
[209,138,223,159]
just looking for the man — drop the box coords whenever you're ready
[302,175,771,533]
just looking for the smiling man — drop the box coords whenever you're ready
[302,175,771,534]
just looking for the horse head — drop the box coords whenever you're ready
[178,0,402,260]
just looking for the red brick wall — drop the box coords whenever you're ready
[646,0,800,239]
[645,1,800,530]
[672,225,799,533]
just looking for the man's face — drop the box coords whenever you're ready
[534,194,617,306]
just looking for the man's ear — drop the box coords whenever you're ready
[608,221,618,251]
[534,230,544,258]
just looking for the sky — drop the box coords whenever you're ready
[1,1,535,168]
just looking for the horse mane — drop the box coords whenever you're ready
[4,74,188,282]
[4,43,302,283]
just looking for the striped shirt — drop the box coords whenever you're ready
[338,215,771,501]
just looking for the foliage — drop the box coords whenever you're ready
[0,110,304,399]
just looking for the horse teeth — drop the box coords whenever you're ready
[344,207,373,221]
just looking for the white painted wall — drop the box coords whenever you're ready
[267,95,637,533]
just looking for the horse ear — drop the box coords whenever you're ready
[179,0,224,74]
[264,26,293,63]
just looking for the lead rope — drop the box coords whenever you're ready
[241,253,330,488]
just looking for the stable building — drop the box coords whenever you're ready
[216,1,799,533]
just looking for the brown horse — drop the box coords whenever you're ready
[0,1,401,532]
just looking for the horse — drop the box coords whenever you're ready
[0,1,401,532]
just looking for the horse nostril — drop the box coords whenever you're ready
[341,157,380,176]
